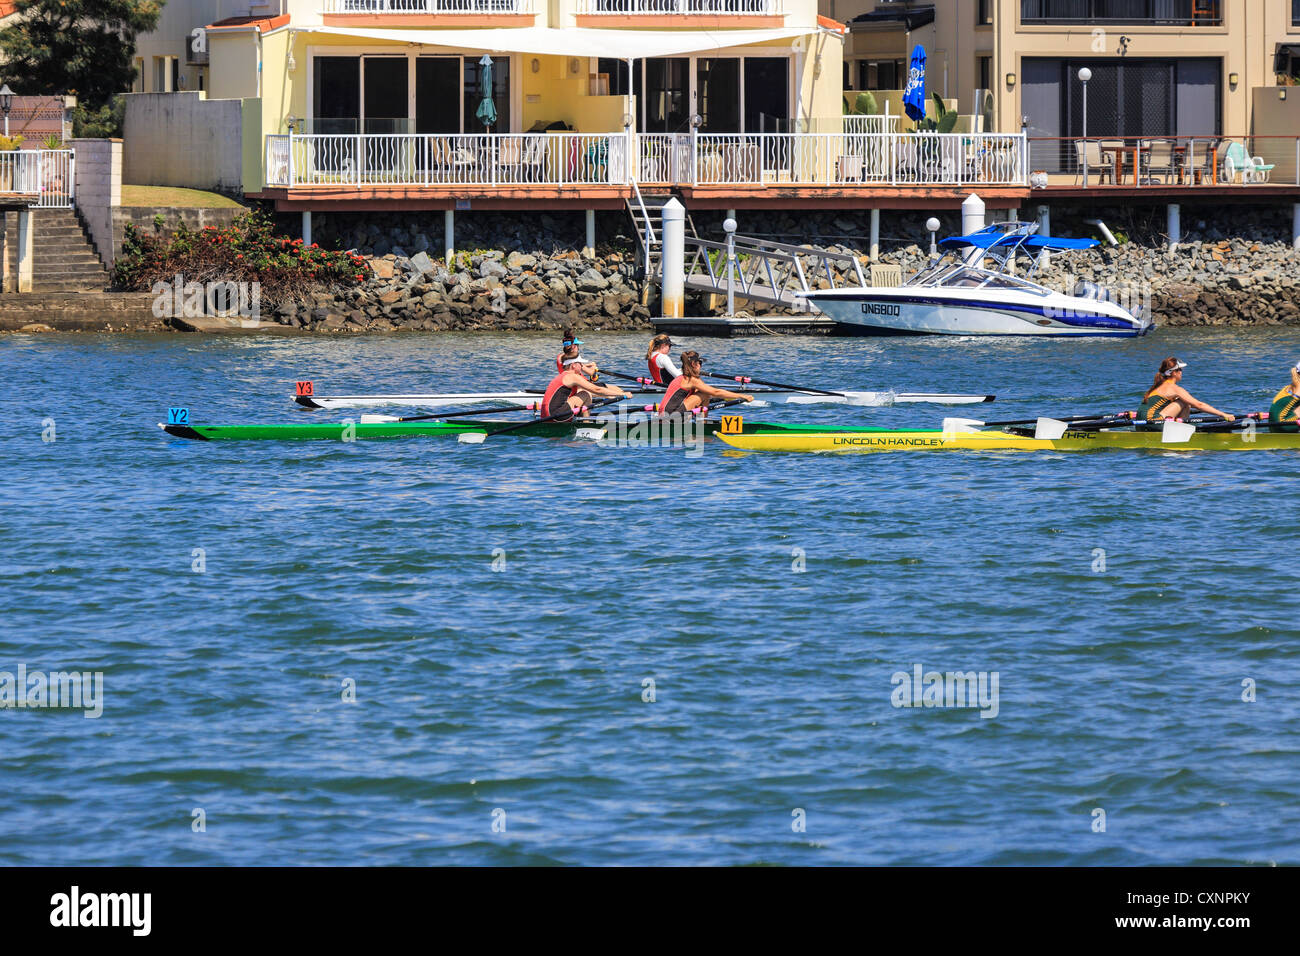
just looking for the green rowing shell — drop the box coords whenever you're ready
[160,418,847,442]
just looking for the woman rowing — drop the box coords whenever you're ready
[645,333,682,387]
[1268,362,1300,431]
[540,356,631,421]
[1137,357,1234,426]
[555,329,583,373]
[658,350,753,416]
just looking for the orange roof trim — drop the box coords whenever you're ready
[206,14,290,32]
[817,14,847,34]
[0,1,18,18]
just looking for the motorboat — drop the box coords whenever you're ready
[806,222,1154,337]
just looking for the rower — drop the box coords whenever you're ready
[645,333,682,387]
[1268,362,1300,431]
[540,356,631,421]
[1137,357,1234,427]
[556,329,583,373]
[658,350,753,416]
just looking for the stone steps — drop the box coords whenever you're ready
[3,208,109,292]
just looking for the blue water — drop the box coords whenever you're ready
[2,328,1298,865]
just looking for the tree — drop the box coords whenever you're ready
[0,0,161,110]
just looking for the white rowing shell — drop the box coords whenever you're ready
[299,390,993,410]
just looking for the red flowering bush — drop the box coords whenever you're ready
[112,211,370,306]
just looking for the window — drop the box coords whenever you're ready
[1294,0,1300,25]
[1020,1,1221,25]
[977,0,993,25]
[858,60,902,91]
[978,56,992,93]
[596,58,632,97]
[132,58,144,93]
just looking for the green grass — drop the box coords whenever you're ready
[120,185,246,209]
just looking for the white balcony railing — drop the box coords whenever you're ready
[0,149,74,207]
[319,0,531,12]
[266,133,630,187]
[643,132,1028,187]
[265,132,1029,189]
[575,0,781,12]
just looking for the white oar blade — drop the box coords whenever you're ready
[359,414,399,424]
[942,417,983,435]
[457,432,487,444]
[1034,417,1070,440]
[895,393,996,405]
[1161,420,1196,444]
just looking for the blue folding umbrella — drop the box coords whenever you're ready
[475,54,497,130]
[903,45,927,123]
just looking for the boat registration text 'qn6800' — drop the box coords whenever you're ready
[861,303,902,316]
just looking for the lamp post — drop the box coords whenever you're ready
[1077,67,1092,185]
[926,217,941,263]
[0,85,14,138]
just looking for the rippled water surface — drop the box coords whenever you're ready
[2,327,1299,865]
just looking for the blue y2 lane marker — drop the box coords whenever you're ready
[166,407,190,426]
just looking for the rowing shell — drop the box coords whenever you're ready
[160,417,832,442]
[293,389,995,410]
[716,426,1300,453]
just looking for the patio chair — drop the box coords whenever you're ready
[1140,139,1175,184]
[1072,140,1113,185]
[1221,141,1275,184]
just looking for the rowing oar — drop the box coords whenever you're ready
[457,397,625,444]
[705,371,844,398]
[943,412,1128,430]
[599,369,665,390]
[360,401,544,424]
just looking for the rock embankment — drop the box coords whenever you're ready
[275,248,651,333]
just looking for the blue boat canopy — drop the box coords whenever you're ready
[940,230,1099,251]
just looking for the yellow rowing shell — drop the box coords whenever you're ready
[716,427,1300,453]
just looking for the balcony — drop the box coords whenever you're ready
[1020,0,1222,26]
[264,130,1028,193]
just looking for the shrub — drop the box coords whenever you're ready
[111,210,370,305]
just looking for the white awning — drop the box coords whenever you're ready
[301,25,811,58]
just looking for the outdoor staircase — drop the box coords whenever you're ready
[4,208,110,292]
[625,184,699,283]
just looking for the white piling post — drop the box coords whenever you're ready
[869,208,880,262]
[1293,203,1300,252]
[301,210,312,247]
[1037,203,1051,269]
[1167,202,1181,252]
[723,216,737,317]
[584,209,596,256]
[660,197,686,319]
[444,209,455,267]
[961,193,986,264]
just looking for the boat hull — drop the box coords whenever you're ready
[717,427,1300,453]
[162,418,831,443]
[809,291,1152,338]
[295,389,995,410]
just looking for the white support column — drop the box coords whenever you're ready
[660,197,685,319]
[961,193,986,266]
[1167,203,1181,252]
[1036,204,1051,269]
[445,209,455,267]
[16,207,34,293]
[1293,203,1300,252]
[301,210,312,246]
[869,208,880,262]
[584,209,596,256]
